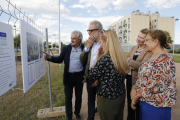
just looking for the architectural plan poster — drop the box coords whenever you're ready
[0,22,16,96]
[20,20,45,93]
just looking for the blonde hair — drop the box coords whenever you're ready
[100,30,128,75]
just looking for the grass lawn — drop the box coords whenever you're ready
[172,55,180,63]
[0,62,66,120]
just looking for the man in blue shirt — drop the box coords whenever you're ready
[44,30,85,120]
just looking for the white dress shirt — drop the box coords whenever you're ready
[84,41,101,70]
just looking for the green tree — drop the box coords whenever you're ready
[44,41,51,47]
[14,34,21,55]
[52,44,56,48]
[14,34,21,48]
[81,41,86,46]
[61,42,66,48]
[164,31,173,44]
[56,45,59,48]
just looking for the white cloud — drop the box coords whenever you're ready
[1,0,70,15]
[112,0,138,10]
[34,14,60,28]
[64,15,123,27]
[70,4,85,9]
[79,0,137,13]
[79,0,111,13]
[78,13,82,16]
[85,3,91,7]
[143,0,180,9]
[35,19,58,28]
[63,0,69,2]
[63,15,123,41]
[87,9,94,13]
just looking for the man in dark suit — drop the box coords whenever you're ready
[44,30,85,120]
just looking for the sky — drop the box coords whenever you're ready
[0,0,180,44]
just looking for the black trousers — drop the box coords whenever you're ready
[64,72,84,119]
[86,78,97,120]
[126,75,140,120]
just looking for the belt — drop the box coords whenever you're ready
[68,71,83,75]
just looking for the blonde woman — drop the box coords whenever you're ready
[87,30,128,120]
[126,28,152,120]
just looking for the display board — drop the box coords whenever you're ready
[20,20,45,93]
[0,22,16,96]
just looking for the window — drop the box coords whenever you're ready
[154,25,156,28]
[124,20,126,24]
[128,24,130,29]
[128,36,130,41]
[155,20,156,22]
[121,22,123,26]
[128,30,131,36]
[128,18,130,23]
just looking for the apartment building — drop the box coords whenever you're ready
[107,10,175,45]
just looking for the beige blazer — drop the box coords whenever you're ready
[126,46,152,84]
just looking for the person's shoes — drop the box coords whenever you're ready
[75,114,82,120]
[95,107,98,114]
[66,118,72,120]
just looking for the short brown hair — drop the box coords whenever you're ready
[140,28,149,35]
[147,29,171,49]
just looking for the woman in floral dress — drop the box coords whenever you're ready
[131,29,177,120]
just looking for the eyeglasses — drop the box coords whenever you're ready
[145,38,153,42]
[87,29,98,33]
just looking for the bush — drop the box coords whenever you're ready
[168,49,180,54]
[168,49,173,53]
[175,49,180,53]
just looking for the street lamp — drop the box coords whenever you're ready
[173,18,179,55]
[58,0,61,55]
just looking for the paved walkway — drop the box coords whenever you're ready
[72,63,180,120]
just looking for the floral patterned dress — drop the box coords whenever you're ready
[135,53,177,107]
[87,54,126,99]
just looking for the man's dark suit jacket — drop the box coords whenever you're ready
[48,44,86,85]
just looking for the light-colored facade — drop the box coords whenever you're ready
[107,10,175,45]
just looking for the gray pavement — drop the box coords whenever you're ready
[72,63,180,120]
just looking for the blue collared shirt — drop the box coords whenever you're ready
[68,45,83,73]
[84,41,101,70]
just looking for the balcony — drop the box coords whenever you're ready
[123,27,127,31]
[123,38,127,43]
[123,33,127,37]
[119,29,122,33]
[123,22,127,26]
